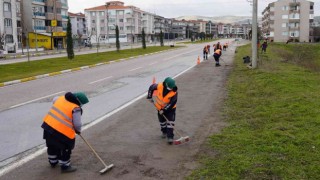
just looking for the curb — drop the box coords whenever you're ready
[0,47,183,87]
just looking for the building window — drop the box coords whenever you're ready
[100,11,104,16]
[101,19,104,23]
[282,23,287,28]
[5,35,14,43]
[120,27,123,30]
[310,5,313,10]
[282,15,288,19]
[4,2,11,12]
[91,12,96,16]
[92,27,96,32]
[119,19,123,23]
[100,27,104,31]
[282,32,288,36]
[4,18,12,27]
[92,20,95,23]
[282,6,288,11]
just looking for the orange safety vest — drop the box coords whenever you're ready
[215,49,221,55]
[152,83,177,111]
[43,96,78,139]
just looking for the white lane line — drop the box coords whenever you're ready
[89,76,113,84]
[10,91,65,109]
[164,49,199,61]
[148,62,158,66]
[128,67,142,72]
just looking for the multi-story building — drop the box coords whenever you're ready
[206,21,218,37]
[0,0,19,53]
[85,1,153,44]
[262,0,314,42]
[68,12,86,46]
[21,0,69,50]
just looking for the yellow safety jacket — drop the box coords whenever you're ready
[152,83,177,111]
[43,96,78,139]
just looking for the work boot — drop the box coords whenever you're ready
[167,138,173,145]
[61,165,77,173]
[161,132,167,139]
[50,162,58,168]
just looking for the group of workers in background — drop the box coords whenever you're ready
[203,42,228,67]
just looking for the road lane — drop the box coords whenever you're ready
[0,40,230,170]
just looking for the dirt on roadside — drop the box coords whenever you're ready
[1,45,236,180]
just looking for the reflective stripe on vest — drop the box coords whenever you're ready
[152,83,176,111]
[43,96,79,139]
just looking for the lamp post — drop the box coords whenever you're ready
[32,7,38,52]
[105,2,110,44]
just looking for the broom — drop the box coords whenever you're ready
[162,114,190,145]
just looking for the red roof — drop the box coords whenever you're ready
[85,5,129,11]
[68,12,85,17]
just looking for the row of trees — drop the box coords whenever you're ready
[66,16,165,60]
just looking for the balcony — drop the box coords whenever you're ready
[33,12,45,17]
[62,15,68,19]
[33,0,45,4]
[34,26,46,30]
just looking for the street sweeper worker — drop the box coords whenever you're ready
[214,49,222,67]
[41,92,89,173]
[147,77,178,145]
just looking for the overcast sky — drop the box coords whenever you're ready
[68,0,320,18]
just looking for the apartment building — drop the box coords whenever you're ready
[21,0,69,50]
[206,21,218,37]
[262,0,314,42]
[68,12,86,46]
[85,1,151,44]
[0,0,19,53]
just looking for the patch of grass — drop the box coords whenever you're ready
[188,43,320,179]
[0,46,181,83]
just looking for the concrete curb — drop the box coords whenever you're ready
[0,47,182,87]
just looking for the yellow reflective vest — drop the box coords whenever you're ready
[152,83,177,111]
[43,96,78,139]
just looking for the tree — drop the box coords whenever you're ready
[142,28,146,49]
[66,17,74,60]
[115,25,120,52]
[160,30,164,46]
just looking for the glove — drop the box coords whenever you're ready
[159,110,164,115]
[75,131,81,135]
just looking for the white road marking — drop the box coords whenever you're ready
[164,49,199,61]
[129,67,142,72]
[89,76,113,84]
[10,91,65,109]
[148,62,158,66]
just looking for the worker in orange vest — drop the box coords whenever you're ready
[41,92,89,173]
[203,45,209,60]
[147,77,178,145]
[213,49,222,67]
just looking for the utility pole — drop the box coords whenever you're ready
[32,7,38,52]
[252,0,258,68]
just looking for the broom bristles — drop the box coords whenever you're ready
[173,136,190,145]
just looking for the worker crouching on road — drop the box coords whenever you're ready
[213,48,222,67]
[147,77,178,145]
[41,92,89,173]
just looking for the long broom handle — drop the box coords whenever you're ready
[79,134,108,167]
[162,114,184,137]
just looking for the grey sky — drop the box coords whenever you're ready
[68,0,320,18]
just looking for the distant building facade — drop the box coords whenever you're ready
[262,0,314,42]
[0,0,20,53]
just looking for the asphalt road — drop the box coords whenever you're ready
[0,39,248,180]
[0,40,237,172]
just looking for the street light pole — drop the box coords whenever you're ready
[32,7,38,52]
[252,0,258,68]
[105,2,110,45]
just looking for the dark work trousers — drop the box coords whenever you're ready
[44,131,74,168]
[214,54,221,65]
[157,109,176,138]
[203,51,208,60]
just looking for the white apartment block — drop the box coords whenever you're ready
[85,1,154,44]
[262,0,314,42]
[0,0,19,53]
